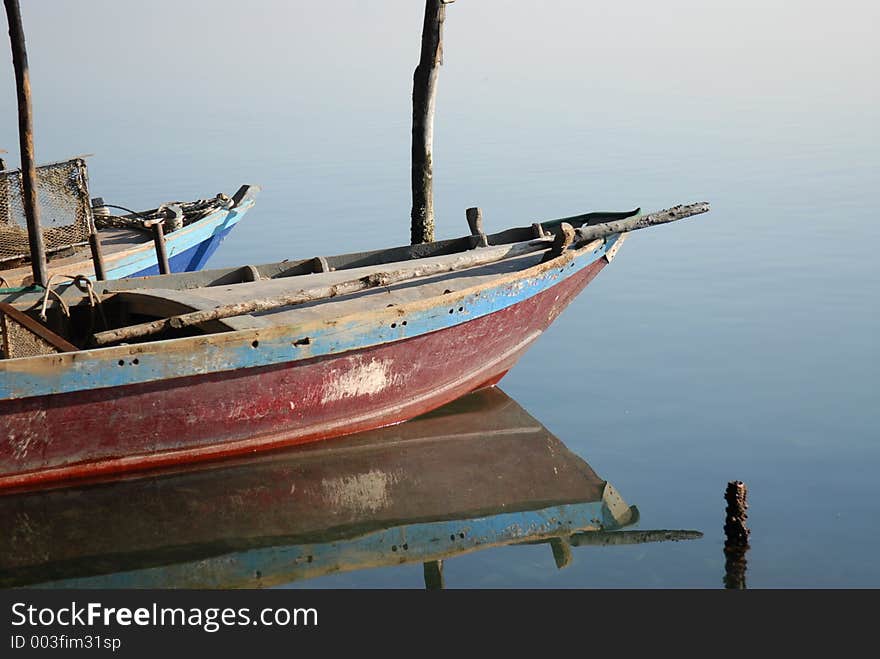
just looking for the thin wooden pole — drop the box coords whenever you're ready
[79,164,107,281]
[4,0,48,288]
[146,220,171,275]
[411,0,454,245]
[574,202,710,245]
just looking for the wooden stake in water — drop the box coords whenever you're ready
[723,480,750,589]
[411,0,455,245]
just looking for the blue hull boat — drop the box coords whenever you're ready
[0,160,259,290]
[95,185,259,280]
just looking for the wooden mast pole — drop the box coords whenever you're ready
[4,0,47,288]
[411,0,454,245]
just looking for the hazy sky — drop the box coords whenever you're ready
[0,0,875,230]
[2,0,876,153]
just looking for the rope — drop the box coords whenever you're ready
[38,273,106,327]
[38,274,71,321]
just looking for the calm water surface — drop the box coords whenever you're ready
[1,1,877,587]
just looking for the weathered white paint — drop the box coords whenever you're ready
[320,469,399,514]
[8,410,46,460]
[321,358,397,404]
[604,232,628,262]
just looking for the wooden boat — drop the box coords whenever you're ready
[0,201,709,490]
[0,387,703,589]
[0,156,259,288]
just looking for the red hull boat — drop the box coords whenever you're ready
[0,204,708,491]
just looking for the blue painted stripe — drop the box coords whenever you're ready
[32,500,624,588]
[0,235,621,400]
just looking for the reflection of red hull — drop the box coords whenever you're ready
[0,387,636,588]
[0,257,606,491]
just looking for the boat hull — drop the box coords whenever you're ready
[0,256,607,491]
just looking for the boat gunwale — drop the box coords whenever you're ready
[0,233,620,400]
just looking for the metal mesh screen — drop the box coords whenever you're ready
[0,313,63,358]
[0,158,92,265]
[0,303,77,359]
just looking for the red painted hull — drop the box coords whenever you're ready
[0,257,606,491]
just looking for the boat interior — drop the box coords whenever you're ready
[0,208,638,356]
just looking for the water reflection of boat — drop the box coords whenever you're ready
[0,388,697,588]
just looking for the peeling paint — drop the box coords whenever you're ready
[320,469,399,514]
[0,257,610,490]
[321,358,397,404]
[7,410,45,461]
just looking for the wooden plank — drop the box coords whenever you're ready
[1,205,635,306]
[92,235,555,345]
[115,289,270,331]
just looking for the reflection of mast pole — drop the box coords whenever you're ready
[4,0,48,287]
[723,480,751,589]
[423,560,444,590]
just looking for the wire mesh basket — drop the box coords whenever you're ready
[0,302,76,359]
[0,157,92,265]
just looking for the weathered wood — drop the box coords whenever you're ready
[723,480,750,549]
[4,0,48,287]
[549,537,573,569]
[147,220,171,275]
[91,236,554,345]
[90,202,708,345]
[311,256,331,273]
[411,0,454,244]
[88,233,107,281]
[723,480,750,589]
[575,202,709,245]
[466,207,488,248]
[542,222,575,262]
[465,206,484,235]
[241,264,261,282]
[541,207,640,230]
[81,166,107,281]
